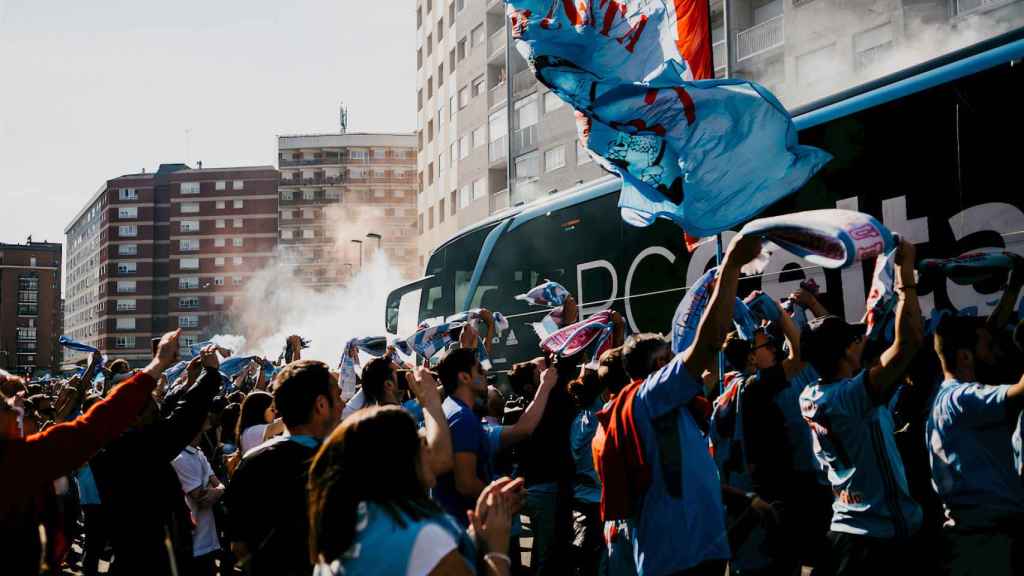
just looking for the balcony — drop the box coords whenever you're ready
[712,40,727,76]
[511,125,537,155]
[488,136,507,162]
[488,28,506,61]
[736,15,784,62]
[489,188,510,214]
[955,0,1015,14]
[489,83,507,108]
[513,69,536,94]
[279,176,346,187]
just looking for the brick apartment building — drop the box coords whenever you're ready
[0,241,62,375]
[64,163,279,366]
[278,132,419,284]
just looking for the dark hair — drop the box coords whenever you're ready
[272,360,334,428]
[568,369,603,410]
[436,347,478,396]
[800,316,865,382]
[236,391,274,441]
[108,359,130,374]
[220,402,241,445]
[933,315,986,372]
[722,331,752,372]
[308,405,442,564]
[227,390,246,405]
[508,361,538,397]
[622,333,669,380]
[597,347,629,395]
[361,357,395,406]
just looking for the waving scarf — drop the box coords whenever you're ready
[672,267,719,354]
[516,281,572,340]
[744,291,781,324]
[540,310,615,367]
[58,336,105,369]
[863,248,899,343]
[337,336,392,401]
[739,209,895,274]
[919,251,1020,285]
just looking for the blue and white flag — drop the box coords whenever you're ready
[863,249,899,343]
[338,336,392,401]
[672,267,719,354]
[59,336,105,369]
[516,281,572,340]
[505,1,831,236]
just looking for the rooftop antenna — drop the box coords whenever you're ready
[339,102,349,134]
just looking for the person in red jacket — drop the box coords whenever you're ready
[0,329,183,574]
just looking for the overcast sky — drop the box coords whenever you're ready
[0,0,416,245]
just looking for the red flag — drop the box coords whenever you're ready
[674,0,714,80]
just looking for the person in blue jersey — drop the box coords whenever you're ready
[928,314,1024,576]
[799,238,925,575]
[593,233,763,576]
[308,370,523,576]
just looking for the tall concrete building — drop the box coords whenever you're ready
[277,132,419,284]
[64,163,279,366]
[413,0,607,270]
[0,241,62,375]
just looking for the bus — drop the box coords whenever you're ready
[385,29,1024,373]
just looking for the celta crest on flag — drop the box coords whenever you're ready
[505,0,831,237]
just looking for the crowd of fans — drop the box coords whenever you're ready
[1,233,1022,576]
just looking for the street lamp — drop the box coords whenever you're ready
[351,239,363,270]
[366,232,382,254]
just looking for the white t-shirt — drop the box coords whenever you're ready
[341,388,366,421]
[406,523,457,576]
[171,446,221,557]
[240,423,269,454]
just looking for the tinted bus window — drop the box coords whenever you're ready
[420,224,496,323]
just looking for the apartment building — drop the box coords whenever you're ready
[277,132,419,284]
[713,0,1024,108]
[413,0,607,271]
[65,163,279,366]
[0,241,62,375]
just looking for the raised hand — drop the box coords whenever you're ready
[152,329,182,370]
[408,366,441,410]
[199,345,220,371]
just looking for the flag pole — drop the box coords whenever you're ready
[707,0,728,396]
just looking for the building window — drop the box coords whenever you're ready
[216,200,225,209]
[16,327,36,341]
[577,140,593,165]
[116,262,137,274]
[115,336,136,349]
[118,207,137,219]
[232,277,243,286]
[473,178,487,201]
[417,48,423,70]
[515,93,539,128]
[325,189,340,200]
[214,237,226,247]
[181,202,200,214]
[303,229,315,239]
[450,190,458,215]
[418,213,424,234]
[233,180,244,190]
[427,33,433,56]
[179,297,200,309]
[116,317,136,331]
[181,182,200,194]
[119,244,138,256]
[471,24,484,46]
[180,258,200,270]
[545,145,567,172]
[282,210,293,220]
[214,277,225,286]
[179,316,200,329]
[179,277,199,289]
[437,17,444,40]
[303,190,316,200]
[515,151,540,182]
[214,295,225,305]
[119,225,138,237]
[117,280,137,293]
[232,237,243,247]
[458,37,467,61]
[233,199,244,209]
[459,185,471,209]
[351,149,368,160]
[116,299,136,312]
[439,198,446,223]
[215,257,225,267]
[119,188,138,200]
[438,62,445,87]
[473,126,486,149]
[282,190,294,201]
[181,220,200,233]
[180,238,200,252]
[216,181,227,191]
[281,229,293,240]
[428,206,434,229]
[231,218,242,228]
[544,91,565,113]
[233,256,243,265]
[472,75,485,97]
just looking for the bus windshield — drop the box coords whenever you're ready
[417,224,498,325]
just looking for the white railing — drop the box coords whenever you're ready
[489,136,507,162]
[736,15,784,62]
[956,0,1012,14]
[712,40,727,74]
[513,69,536,93]
[489,83,507,108]
[490,188,510,214]
[511,125,537,155]
[488,29,505,60]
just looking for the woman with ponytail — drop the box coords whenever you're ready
[308,366,523,576]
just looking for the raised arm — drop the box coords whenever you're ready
[774,298,804,379]
[478,309,497,357]
[500,365,556,447]
[868,239,924,404]
[611,310,626,347]
[791,287,828,319]
[152,345,223,461]
[685,235,764,378]
[408,366,454,475]
[988,257,1024,334]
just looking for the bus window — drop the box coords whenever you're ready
[419,224,498,323]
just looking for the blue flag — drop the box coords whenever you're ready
[506,0,831,236]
